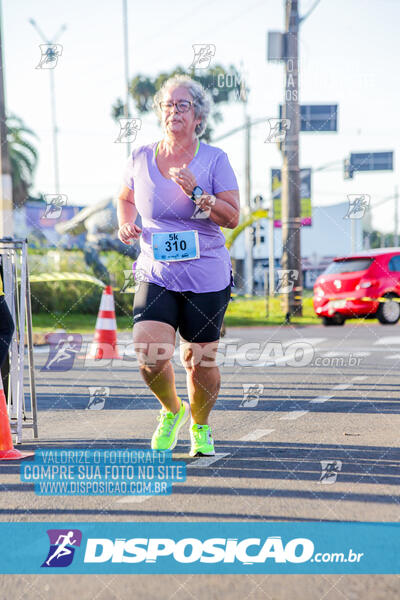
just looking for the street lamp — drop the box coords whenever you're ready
[29,18,66,194]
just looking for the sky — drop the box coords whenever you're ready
[3,0,400,233]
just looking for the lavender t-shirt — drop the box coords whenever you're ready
[122,141,239,293]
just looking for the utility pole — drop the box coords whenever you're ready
[243,88,254,295]
[394,185,399,247]
[0,0,12,237]
[122,0,131,157]
[351,218,356,253]
[29,19,66,194]
[281,0,302,317]
[269,196,275,295]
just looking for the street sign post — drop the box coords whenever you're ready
[271,168,312,226]
[344,151,394,179]
[279,104,338,133]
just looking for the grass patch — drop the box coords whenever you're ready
[32,294,321,332]
[225,295,320,327]
[32,313,134,334]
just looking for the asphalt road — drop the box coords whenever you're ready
[1,322,399,599]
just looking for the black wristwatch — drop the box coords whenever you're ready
[191,185,203,203]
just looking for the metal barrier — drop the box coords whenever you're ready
[0,238,38,443]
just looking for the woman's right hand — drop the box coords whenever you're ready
[118,222,142,244]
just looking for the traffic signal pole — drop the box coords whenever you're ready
[0,1,12,238]
[281,0,302,317]
[244,114,254,295]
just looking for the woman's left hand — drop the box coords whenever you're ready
[169,164,197,197]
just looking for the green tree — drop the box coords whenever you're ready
[7,113,39,208]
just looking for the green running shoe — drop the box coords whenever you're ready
[189,423,215,457]
[151,398,189,451]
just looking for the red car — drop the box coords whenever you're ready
[313,248,400,326]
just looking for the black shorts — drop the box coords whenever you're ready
[133,282,231,342]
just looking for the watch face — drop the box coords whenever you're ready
[193,186,203,197]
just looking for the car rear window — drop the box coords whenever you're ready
[324,258,373,274]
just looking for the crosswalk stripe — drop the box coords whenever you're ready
[240,429,275,441]
[279,410,309,420]
[187,453,230,468]
[374,336,400,346]
[282,337,327,347]
[116,495,154,504]
[310,395,333,404]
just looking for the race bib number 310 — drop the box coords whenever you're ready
[152,230,200,262]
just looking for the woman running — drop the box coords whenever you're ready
[117,74,240,456]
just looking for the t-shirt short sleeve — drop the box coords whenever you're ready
[211,151,239,195]
[122,154,135,190]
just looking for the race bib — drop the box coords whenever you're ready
[151,230,200,262]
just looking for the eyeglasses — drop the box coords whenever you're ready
[159,100,193,113]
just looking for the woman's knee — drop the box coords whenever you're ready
[134,340,175,364]
[138,357,170,378]
[180,340,219,369]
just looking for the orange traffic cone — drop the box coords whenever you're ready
[86,285,121,360]
[0,379,34,460]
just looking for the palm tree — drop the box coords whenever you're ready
[7,113,39,208]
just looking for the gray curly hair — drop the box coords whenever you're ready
[153,74,212,137]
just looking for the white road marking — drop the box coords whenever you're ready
[282,337,327,347]
[311,376,366,403]
[239,429,275,441]
[116,495,154,504]
[310,375,367,404]
[187,453,230,468]
[333,383,352,390]
[310,395,333,404]
[385,354,400,359]
[374,336,400,346]
[279,410,309,420]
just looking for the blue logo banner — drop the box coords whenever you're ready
[0,522,398,574]
[20,448,185,496]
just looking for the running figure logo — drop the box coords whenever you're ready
[318,460,342,484]
[190,194,216,220]
[344,194,370,219]
[276,269,299,294]
[42,333,82,372]
[115,118,142,143]
[42,529,82,568]
[41,194,67,220]
[120,268,147,293]
[265,118,291,143]
[87,386,110,410]
[240,383,264,408]
[35,44,63,69]
[190,44,216,69]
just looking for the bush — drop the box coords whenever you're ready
[28,249,135,316]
